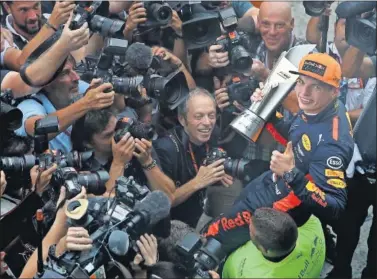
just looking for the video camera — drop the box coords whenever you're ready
[176,232,226,278]
[216,7,253,74]
[70,1,125,38]
[114,117,155,143]
[175,3,221,50]
[335,1,376,55]
[224,76,259,115]
[35,190,171,279]
[303,1,334,17]
[204,147,252,182]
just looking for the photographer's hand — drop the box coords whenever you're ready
[30,164,58,195]
[0,171,6,197]
[221,174,234,188]
[49,1,76,29]
[168,10,183,36]
[83,82,115,110]
[214,76,230,111]
[62,227,93,252]
[112,133,135,165]
[209,40,229,68]
[208,270,220,279]
[133,234,158,266]
[245,59,269,81]
[54,186,87,227]
[195,159,226,189]
[59,12,90,52]
[153,46,183,68]
[134,138,153,166]
[124,2,147,37]
[1,27,13,52]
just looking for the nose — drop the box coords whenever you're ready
[269,25,278,36]
[70,70,80,82]
[202,115,211,125]
[27,10,38,21]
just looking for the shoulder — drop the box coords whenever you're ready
[154,135,179,155]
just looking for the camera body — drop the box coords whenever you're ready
[217,7,252,73]
[204,148,251,181]
[141,1,173,28]
[114,117,155,143]
[50,167,109,199]
[70,1,124,38]
[115,176,150,212]
[225,76,259,114]
[176,232,225,278]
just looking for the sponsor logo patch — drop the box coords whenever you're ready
[302,60,327,76]
[305,181,326,200]
[326,156,343,169]
[325,169,345,179]
[327,178,346,189]
[302,134,311,151]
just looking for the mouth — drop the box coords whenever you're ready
[299,96,313,105]
[198,128,212,134]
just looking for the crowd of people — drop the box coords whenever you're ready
[0,1,375,278]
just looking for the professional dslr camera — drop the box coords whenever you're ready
[216,7,253,73]
[204,147,252,181]
[176,232,226,278]
[335,1,376,55]
[224,76,259,115]
[140,1,173,28]
[114,117,155,143]
[70,1,125,38]
[0,150,93,173]
[50,167,109,199]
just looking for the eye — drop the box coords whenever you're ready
[194,115,203,120]
[208,113,216,119]
[296,79,303,85]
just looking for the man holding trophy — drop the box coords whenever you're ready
[204,52,354,256]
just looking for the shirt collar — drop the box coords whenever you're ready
[5,14,29,43]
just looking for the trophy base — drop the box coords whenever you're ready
[230,109,265,143]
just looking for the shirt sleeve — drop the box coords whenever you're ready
[232,1,253,17]
[288,140,351,222]
[153,137,177,180]
[15,99,47,137]
[1,39,15,66]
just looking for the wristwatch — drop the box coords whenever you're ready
[282,167,299,184]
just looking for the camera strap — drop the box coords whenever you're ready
[188,143,209,173]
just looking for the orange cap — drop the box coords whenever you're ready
[289,53,341,88]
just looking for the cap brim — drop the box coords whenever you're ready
[289,70,301,76]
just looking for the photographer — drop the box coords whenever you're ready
[19,186,87,278]
[71,108,175,200]
[1,1,75,70]
[1,12,91,98]
[14,45,115,155]
[122,1,188,65]
[154,88,235,228]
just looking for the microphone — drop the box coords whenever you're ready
[122,190,171,237]
[335,1,376,18]
[108,230,130,256]
[124,42,153,73]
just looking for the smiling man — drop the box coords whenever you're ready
[154,88,233,228]
[204,53,354,256]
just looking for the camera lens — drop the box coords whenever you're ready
[77,170,109,196]
[112,76,144,96]
[0,155,36,172]
[224,158,250,180]
[150,3,172,24]
[230,45,252,73]
[303,2,327,17]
